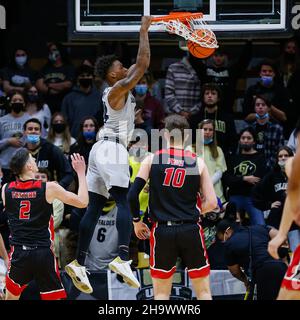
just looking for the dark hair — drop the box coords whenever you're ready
[10,148,30,176]
[201,83,222,102]
[277,146,294,158]
[76,65,94,78]
[258,59,277,76]
[24,85,44,111]
[47,41,70,65]
[198,119,219,159]
[254,94,272,109]
[23,118,42,131]
[216,219,235,235]
[9,92,25,112]
[239,127,257,143]
[94,54,118,80]
[77,116,99,146]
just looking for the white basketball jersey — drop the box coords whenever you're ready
[85,206,118,270]
[98,87,136,146]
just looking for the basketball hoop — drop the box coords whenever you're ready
[152,12,218,59]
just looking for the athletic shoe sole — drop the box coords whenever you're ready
[65,265,93,294]
[109,263,140,288]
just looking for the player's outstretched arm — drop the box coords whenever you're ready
[46,153,89,208]
[198,159,217,214]
[109,16,152,106]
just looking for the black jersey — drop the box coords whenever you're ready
[4,180,54,247]
[149,148,201,222]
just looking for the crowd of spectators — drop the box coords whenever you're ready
[1,37,300,299]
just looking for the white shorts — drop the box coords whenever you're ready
[86,140,130,198]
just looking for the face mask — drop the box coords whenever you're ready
[135,84,148,96]
[27,94,39,103]
[52,123,66,134]
[204,137,213,145]
[239,143,254,151]
[79,78,93,88]
[15,56,27,67]
[83,131,96,140]
[48,50,60,63]
[261,76,273,86]
[11,102,24,113]
[26,134,40,145]
[278,160,286,169]
[255,113,269,120]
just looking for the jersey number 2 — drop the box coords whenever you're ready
[19,200,31,220]
[163,168,186,188]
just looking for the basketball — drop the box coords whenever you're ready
[187,29,216,59]
[188,41,215,59]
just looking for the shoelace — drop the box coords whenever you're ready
[79,266,90,278]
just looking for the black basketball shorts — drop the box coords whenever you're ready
[6,246,66,300]
[149,222,210,279]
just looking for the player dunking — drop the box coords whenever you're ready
[128,115,217,300]
[268,122,300,299]
[2,149,88,300]
[65,16,152,291]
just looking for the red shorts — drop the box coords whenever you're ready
[150,222,210,279]
[281,245,300,291]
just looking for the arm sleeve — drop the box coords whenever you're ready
[211,170,223,185]
[127,177,147,220]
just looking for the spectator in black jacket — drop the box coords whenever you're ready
[204,42,252,114]
[23,118,73,189]
[253,146,300,251]
[243,59,289,132]
[193,83,238,156]
[61,65,103,138]
[223,127,266,225]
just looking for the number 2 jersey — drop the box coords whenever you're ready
[149,148,201,223]
[4,180,54,247]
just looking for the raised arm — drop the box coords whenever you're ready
[108,16,152,109]
[46,153,88,208]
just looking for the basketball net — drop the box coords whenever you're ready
[152,13,218,49]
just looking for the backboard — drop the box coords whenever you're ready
[68,0,292,40]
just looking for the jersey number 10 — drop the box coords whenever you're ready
[163,167,186,188]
